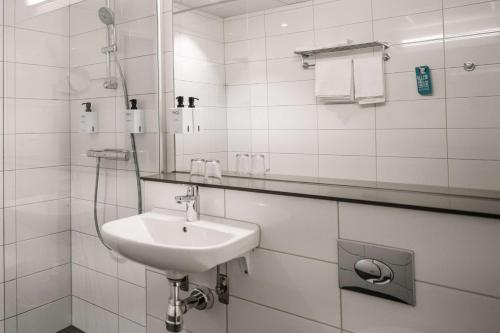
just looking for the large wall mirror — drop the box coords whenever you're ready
[162,0,471,190]
[167,0,347,181]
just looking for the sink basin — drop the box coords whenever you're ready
[101,209,260,274]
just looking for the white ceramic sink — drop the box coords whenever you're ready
[101,209,260,274]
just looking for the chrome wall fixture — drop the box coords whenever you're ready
[166,276,214,332]
[338,239,416,305]
[87,149,131,250]
[294,41,390,69]
[87,149,130,161]
[354,258,394,285]
[99,5,118,89]
[464,61,476,71]
[175,185,201,222]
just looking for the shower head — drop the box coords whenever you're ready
[98,7,115,25]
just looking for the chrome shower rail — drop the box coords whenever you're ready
[294,41,390,69]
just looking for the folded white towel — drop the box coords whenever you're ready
[353,55,385,105]
[315,57,354,103]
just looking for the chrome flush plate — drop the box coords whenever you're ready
[338,239,416,305]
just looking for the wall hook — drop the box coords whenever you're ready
[301,54,314,69]
[464,61,476,71]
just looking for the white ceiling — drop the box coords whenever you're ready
[173,0,309,18]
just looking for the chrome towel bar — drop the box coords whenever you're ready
[294,41,390,69]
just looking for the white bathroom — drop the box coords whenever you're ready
[0,0,500,332]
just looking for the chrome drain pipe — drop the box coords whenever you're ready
[166,278,214,332]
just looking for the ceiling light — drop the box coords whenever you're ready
[26,0,49,5]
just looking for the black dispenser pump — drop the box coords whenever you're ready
[176,96,185,108]
[82,102,92,112]
[130,99,138,110]
[188,97,199,108]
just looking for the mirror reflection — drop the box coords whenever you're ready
[170,0,333,180]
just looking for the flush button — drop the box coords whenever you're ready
[338,239,415,305]
[355,259,394,285]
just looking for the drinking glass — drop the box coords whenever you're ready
[190,158,205,176]
[205,159,222,180]
[236,153,250,175]
[251,154,266,176]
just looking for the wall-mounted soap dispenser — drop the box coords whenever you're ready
[125,99,145,134]
[80,102,98,133]
[189,97,203,134]
[167,96,194,134]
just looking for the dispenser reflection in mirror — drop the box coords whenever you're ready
[168,96,202,134]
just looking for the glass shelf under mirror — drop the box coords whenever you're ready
[142,172,500,219]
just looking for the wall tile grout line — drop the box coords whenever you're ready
[9,295,72,319]
[441,0,451,188]
[72,295,146,328]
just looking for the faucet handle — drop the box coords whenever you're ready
[186,185,198,196]
[175,185,200,222]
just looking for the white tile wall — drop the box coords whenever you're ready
[172,9,228,171]
[118,280,146,325]
[0,14,2,333]
[225,190,338,261]
[16,232,70,277]
[228,297,340,333]
[72,263,119,313]
[16,297,71,333]
[173,0,500,190]
[16,264,71,313]
[339,203,500,297]
[229,248,341,326]
[343,282,500,333]
[68,0,159,331]
[140,181,500,333]
[72,296,118,333]
[0,0,490,331]
[2,0,72,330]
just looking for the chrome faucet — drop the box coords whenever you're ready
[175,185,200,222]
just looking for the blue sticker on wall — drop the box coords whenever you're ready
[415,66,432,96]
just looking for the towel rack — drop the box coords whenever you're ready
[294,41,390,69]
